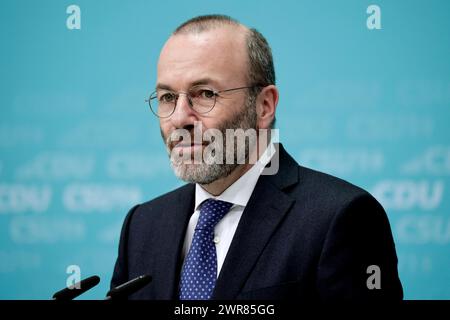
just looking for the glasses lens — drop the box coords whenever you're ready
[189,86,216,114]
[149,91,175,118]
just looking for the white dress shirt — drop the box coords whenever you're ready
[181,142,276,277]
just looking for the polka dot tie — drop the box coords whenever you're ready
[179,198,233,300]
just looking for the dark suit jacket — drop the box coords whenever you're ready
[111,144,403,300]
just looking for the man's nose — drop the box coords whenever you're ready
[169,93,198,128]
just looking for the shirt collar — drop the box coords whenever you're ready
[194,140,276,210]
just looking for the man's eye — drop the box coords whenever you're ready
[159,93,176,103]
[202,90,216,99]
[193,89,216,99]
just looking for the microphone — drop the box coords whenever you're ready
[52,275,100,300]
[105,275,152,300]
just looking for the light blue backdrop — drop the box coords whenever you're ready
[0,0,449,299]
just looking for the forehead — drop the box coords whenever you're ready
[157,26,248,89]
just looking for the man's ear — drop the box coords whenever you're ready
[256,85,279,129]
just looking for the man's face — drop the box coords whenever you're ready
[157,26,258,184]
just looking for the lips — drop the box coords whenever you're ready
[175,143,204,148]
[171,141,208,150]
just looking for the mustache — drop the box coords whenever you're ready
[169,139,210,150]
[161,99,257,153]
[165,130,220,150]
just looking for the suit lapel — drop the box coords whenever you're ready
[146,184,195,299]
[212,144,299,299]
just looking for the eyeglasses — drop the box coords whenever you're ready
[145,85,262,118]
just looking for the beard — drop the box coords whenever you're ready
[161,95,258,184]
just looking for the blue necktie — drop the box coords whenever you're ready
[179,198,233,300]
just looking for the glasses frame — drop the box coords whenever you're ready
[145,84,265,118]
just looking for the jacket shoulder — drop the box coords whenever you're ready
[141,183,194,207]
[296,164,374,205]
[128,183,195,222]
[287,164,385,232]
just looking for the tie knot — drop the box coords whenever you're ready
[196,199,233,230]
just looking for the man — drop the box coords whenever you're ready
[111,14,403,301]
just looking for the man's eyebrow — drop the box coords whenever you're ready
[190,78,219,87]
[155,78,220,91]
[155,83,173,91]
